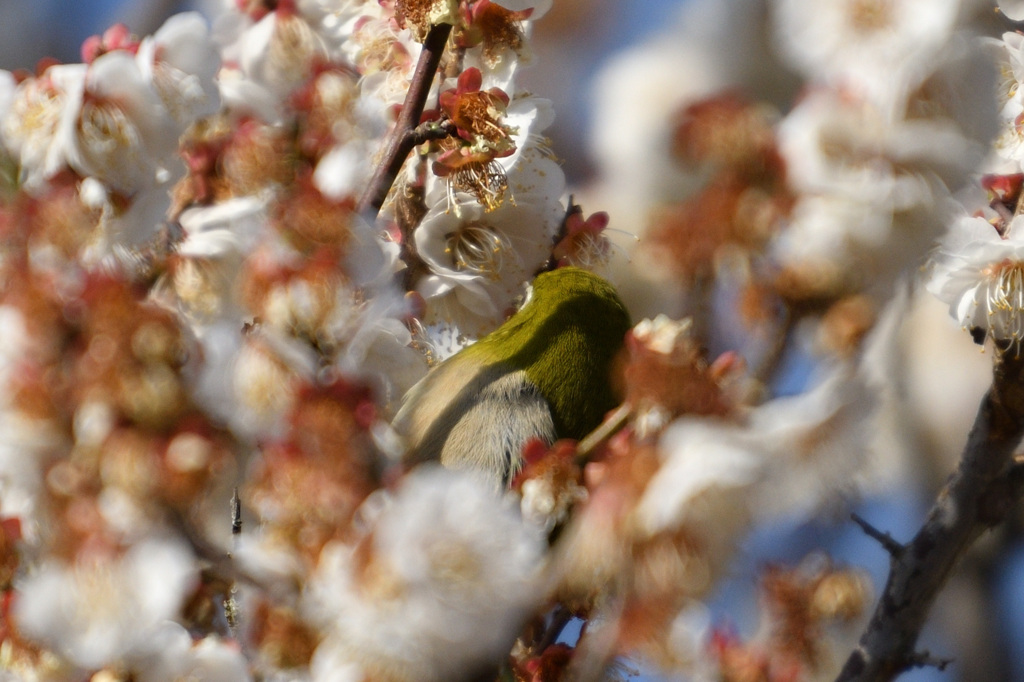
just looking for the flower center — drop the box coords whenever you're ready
[453,92,510,147]
[12,81,64,146]
[450,160,508,211]
[982,259,1024,346]
[444,222,510,279]
[847,0,893,34]
[270,14,327,87]
[80,100,141,155]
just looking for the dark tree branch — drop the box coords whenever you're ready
[357,23,453,217]
[836,351,1024,681]
[905,650,952,672]
[231,487,242,536]
[850,512,905,559]
[408,118,457,146]
[750,302,795,400]
[534,605,575,654]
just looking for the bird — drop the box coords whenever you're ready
[393,266,632,485]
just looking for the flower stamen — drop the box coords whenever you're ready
[979,259,1024,352]
[444,222,512,279]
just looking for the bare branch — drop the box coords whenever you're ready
[905,650,952,672]
[850,512,905,559]
[534,605,575,654]
[231,487,242,536]
[750,303,795,399]
[836,351,1024,681]
[409,118,458,146]
[575,403,632,464]
[357,23,453,217]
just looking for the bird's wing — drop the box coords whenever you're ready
[438,369,556,485]
[396,361,556,485]
[392,353,480,459]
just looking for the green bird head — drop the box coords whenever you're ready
[393,267,632,485]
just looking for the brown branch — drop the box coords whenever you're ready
[835,351,1024,681]
[357,23,453,217]
[409,118,458,146]
[749,303,796,401]
[850,512,905,559]
[575,403,632,464]
[904,650,952,672]
[167,508,267,593]
[534,605,575,654]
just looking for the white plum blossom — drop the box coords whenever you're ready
[2,64,86,192]
[999,0,1024,21]
[0,304,29,397]
[770,0,961,106]
[229,326,320,440]
[130,621,252,682]
[304,466,545,682]
[928,213,1024,350]
[414,192,554,336]
[14,538,197,671]
[300,0,385,54]
[334,297,430,416]
[3,0,1016,678]
[156,195,272,326]
[0,310,58,544]
[494,94,555,173]
[136,12,221,130]
[415,147,565,347]
[177,194,270,261]
[772,84,979,296]
[217,65,286,126]
[746,365,876,518]
[238,10,330,99]
[55,50,179,196]
[346,15,421,114]
[629,363,874,601]
[778,87,970,208]
[0,414,62,546]
[585,0,747,241]
[989,31,1024,169]
[0,70,16,147]
[314,139,375,200]
[636,418,761,542]
[84,180,175,261]
[183,317,318,443]
[771,193,898,281]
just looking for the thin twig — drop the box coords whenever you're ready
[575,403,632,464]
[687,273,714,352]
[850,512,905,559]
[168,509,265,592]
[534,605,575,654]
[226,487,242,633]
[750,303,796,400]
[409,118,457,146]
[905,650,952,672]
[357,23,453,217]
[567,596,625,682]
[231,487,242,536]
[835,351,1024,681]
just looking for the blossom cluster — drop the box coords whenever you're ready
[0,0,574,679]
[0,0,1021,680]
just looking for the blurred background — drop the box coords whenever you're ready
[2,1,1018,680]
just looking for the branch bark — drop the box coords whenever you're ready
[836,351,1024,681]
[357,23,453,218]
